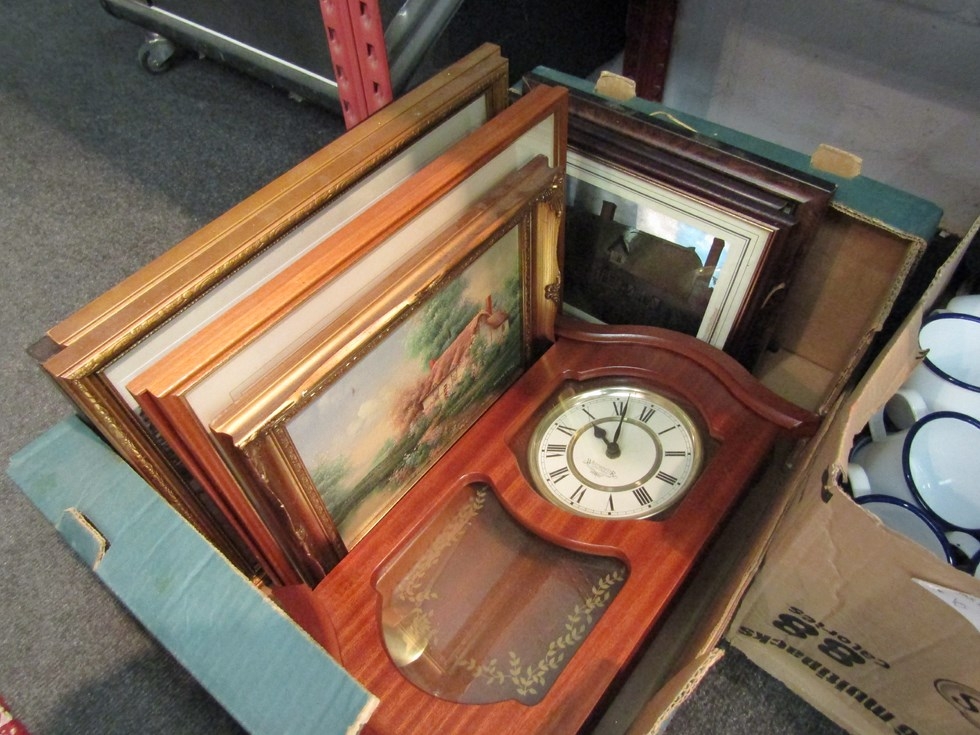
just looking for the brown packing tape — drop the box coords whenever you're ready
[594,70,637,101]
[590,71,699,133]
[811,144,863,179]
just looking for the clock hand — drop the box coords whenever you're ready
[592,424,621,458]
[607,395,631,457]
[593,424,612,445]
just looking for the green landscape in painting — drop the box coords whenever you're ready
[289,231,524,544]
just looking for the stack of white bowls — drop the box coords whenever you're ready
[848,294,980,578]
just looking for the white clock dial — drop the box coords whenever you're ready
[528,383,703,519]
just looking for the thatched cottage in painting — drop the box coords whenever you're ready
[416,295,509,415]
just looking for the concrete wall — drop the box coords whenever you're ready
[662,0,979,234]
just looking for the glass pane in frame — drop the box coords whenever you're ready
[563,150,776,349]
[377,483,627,705]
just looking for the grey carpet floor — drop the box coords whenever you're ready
[0,1,848,733]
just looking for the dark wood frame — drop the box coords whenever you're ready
[622,0,678,101]
[524,71,836,369]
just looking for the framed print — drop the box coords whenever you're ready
[562,149,779,349]
[523,69,835,369]
[211,157,564,583]
[127,84,568,586]
[35,45,509,574]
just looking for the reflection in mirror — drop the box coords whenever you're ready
[564,175,729,337]
[377,483,627,705]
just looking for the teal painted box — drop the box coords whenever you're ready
[8,415,377,735]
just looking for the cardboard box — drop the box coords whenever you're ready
[729,216,980,735]
[7,416,376,735]
[8,72,949,734]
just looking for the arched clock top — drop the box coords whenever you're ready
[554,315,819,438]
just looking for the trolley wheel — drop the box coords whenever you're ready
[137,34,177,74]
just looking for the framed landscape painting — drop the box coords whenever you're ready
[289,233,525,545]
[210,157,563,581]
[127,86,568,586]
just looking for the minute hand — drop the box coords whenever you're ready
[609,395,631,456]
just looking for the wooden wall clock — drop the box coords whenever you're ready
[276,316,818,734]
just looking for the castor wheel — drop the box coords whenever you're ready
[138,33,177,74]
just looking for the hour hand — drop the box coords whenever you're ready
[592,423,621,459]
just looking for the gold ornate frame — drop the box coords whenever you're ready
[127,85,569,586]
[37,45,509,574]
[211,157,565,583]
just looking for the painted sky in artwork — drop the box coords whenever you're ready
[287,228,520,481]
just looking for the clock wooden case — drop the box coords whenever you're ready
[277,318,818,734]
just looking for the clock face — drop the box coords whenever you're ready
[528,381,704,519]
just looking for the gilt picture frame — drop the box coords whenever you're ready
[127,85,568,586]
[523,69,835,368]
[210,158,564,582]
[34,45,510,573]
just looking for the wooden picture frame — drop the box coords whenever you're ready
[562,148,780,350]
[36,45,509,574]
[210,157,564,583]
[127,84,569,586]
[523,70,835,368]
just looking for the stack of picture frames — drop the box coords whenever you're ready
[35,46,830,734]
[522,69,836,370]
[37,44,512,582]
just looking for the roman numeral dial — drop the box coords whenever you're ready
[528,381,703,520]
